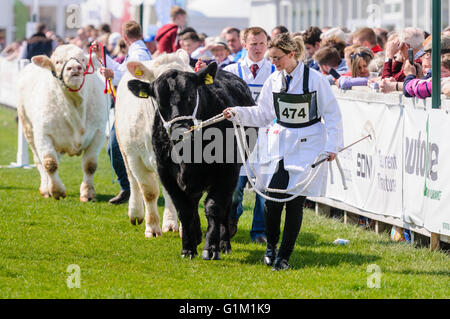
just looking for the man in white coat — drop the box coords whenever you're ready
[224,27,275,244]
[93,21,152,204]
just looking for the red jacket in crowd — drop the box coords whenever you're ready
[371,44,383,55]
[382,58,422,82]
[155,23,180,54]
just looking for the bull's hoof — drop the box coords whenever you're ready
[145,228,162,238]
[220,241,232,254]
[80,196,95,203]
[40,191,50,199]
[202,249,221,261]
[181,250,197,259]
[162,221,179,233]
[130,217,144,225]
[52,192,67,200]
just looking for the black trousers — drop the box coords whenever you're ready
[264,160,306,261]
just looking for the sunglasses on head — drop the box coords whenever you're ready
[351,52,372,60]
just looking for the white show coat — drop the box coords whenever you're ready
[224,57,275,177]
[232,62,344,197]
[106,40,152,86]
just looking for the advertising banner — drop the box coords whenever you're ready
[326,98,403,218]
[422,110,450,236]
[402,106,428,227]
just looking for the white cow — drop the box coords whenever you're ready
[17,44,108,202]
[114,50,192,237]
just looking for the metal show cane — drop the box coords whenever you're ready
[311,134,372,169]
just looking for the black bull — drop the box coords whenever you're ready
[128,62,255,260]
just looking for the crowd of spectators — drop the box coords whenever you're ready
[2,7,450,100]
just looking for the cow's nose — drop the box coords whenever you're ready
[67,62,83,73]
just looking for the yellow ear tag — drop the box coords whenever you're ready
[135,69,143,77]
[139,91,148,98]
[205,73,214,85]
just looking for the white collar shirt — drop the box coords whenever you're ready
[224,56,274,86]
[106,40,152,86]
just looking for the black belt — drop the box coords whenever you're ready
[276,117,321,128]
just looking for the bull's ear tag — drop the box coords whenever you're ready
[139,91,149,98]
[205,73,214,85]
[135,69,143,77]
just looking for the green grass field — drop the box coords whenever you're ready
[0,106,448,299]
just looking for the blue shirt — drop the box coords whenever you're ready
[232,48,246,62]
[308,59,320,71]
[106,40,152,86]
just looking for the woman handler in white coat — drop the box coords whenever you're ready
[223,33,343,271]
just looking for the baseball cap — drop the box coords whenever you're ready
[423,35,450,53]
[211,37,231,52]
[144,35,156,43]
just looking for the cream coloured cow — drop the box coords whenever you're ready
[17,44,108,202]
[114,50,193,237]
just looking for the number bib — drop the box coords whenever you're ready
[279,101,309,124]
[248,84,263,103]
[273,91,319,128]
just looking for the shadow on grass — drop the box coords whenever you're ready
[232,231,335,248]
[235,231,381,268]
[0,185,36,192]
[94,193,173,205]
[94,193,116,203]
[55,193,116,204]
[290,249,380,269]
[389,269,450,276]
[238,246,380,270]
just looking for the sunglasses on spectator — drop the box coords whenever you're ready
[351,52,372,60]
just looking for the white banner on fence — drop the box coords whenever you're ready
[0,57,19,108]
[423,110,450,236]
[326,98,403,218]
[402,106,450,236]
[422,110,450,236]
[402,106,428,227]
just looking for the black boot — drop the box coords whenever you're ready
[264,244,277,266]
[272,256,289,271]
[109,190,130,205]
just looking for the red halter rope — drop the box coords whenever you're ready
[95,42,116,102]
[67,43,116,102]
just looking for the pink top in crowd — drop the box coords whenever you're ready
[405,79,432,99]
